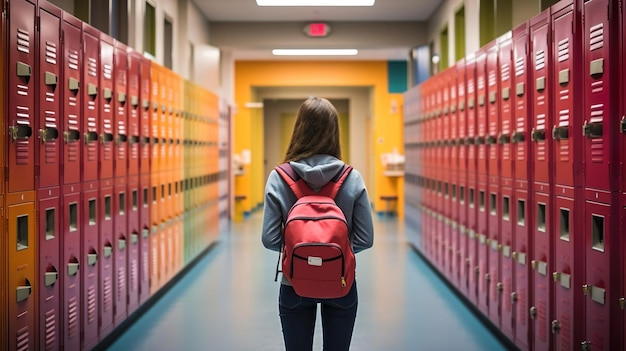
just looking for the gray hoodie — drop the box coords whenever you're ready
[261,154,374,258]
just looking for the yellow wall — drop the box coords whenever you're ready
[234,61,404,218]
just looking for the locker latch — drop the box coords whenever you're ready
[551,320,560,334]
[497,133,511,144]
[620,116,626,134]
[581,341,591,351]
[510,292,518,304]
[511,131,525,143]
[16,278,32,303]
[619,298,624,310]
[64,130,80,143]
[475,136,485,145]
[497,282,503,293]
[582,121,603,139]
[39,127,59,143]
[9,125,33,142]
[552,126,569,141]
[486,135,497,145]
[531,128,546,142]
[529,306,537,320]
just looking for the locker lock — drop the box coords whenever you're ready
[529,306,537,320]
[551,320,561,334]
[581,341,591,351]
[510,292,518,304]
[583,284,589,296]
[497,282,503,292]
[621,116,626,134]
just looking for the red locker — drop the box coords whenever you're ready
[114,41,128,179]
[583,0,619,193]
[456,59,470,297]
[82,24,100,183]
[487,40,501,184]
[150,181,161,295]
[127,176,141,315]
[513,189,532,351]
[37,3,62,189]
[513,22,532,193]
[531,191,553,351]
[128,51,141,177]
[61,186,81,350]
[7,0,36,193]
[7,192,37,351]
[139,57,151,175]
[98,179,115,338]
[37,188,61,351]
[113,181,128,325]
[81,182,99,350]
[61,13,82,186]
[499,33,514,186]
[475,48,489,178]
[139,174,151,304]
[99,33,115,181]
[499,188,516,341]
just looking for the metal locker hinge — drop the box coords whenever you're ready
[551,320,560,334]
[529,306,537,320]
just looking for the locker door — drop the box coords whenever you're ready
[139,57,151,175]
[128,52,141,177]
[114,42,128,179]
[466,54,477,178]
[0,196,4,351]
[81,184,99,350]
[499,33,514,186]
[99,34,115,181]
[139,174,151,304]
[113,182,128,325]
[583,0,618,192]
[512,23,531,192]
[7,195,36,351]
[531,191,552,351]
[37,5,62,189]
[500,190,516,341]
[150,182,161,294]
[98,181,114,338]
[513,189,532,351]
[37,191,61,351]
[7,0,36,193]
[487,187,502,328]
[487,40,501,185]
[475,48,489,178]
[151,63,161,175]
[61,14,82,186]
[583,198,616,351]
[127,178,140,315]
[82,24,100,183]
[62,188,81,350]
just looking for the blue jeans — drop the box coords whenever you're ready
[279,283,358,351]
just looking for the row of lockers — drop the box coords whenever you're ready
[1,0,230,350]
[404,0,625,350]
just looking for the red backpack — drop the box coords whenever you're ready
[275,163,356,299]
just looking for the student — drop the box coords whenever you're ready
[261,97,374,351]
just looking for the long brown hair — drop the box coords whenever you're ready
[283,97,342,162]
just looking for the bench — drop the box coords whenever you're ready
[379,195,398,216]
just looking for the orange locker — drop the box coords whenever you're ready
[1,195,5,351]
[139,57,151,175]
[7,191,37,351]
[149,179,161,295]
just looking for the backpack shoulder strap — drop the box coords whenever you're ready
[274,163,313,199]
[319,165,353,199]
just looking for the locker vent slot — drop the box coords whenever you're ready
[469,188,475,208]
[460,186,465,204]
[451,184,457,200]
[17,215,29,251]
[143,188,149,207]
[44,309,57,348]
[152,186,157,204]
[591,214,604,252]
[17,326,30,351]
[89,199,97,225]
[479,190,485,212]
[560,208,570,242]
[119,193,126,215]
[537,203,546,232]
[69,203,78,232]
[105,196,112,220]
[68,297,79,337]
[517,199,525,226]
[490,193,497,216]
[503,196,510,221]
[132,190,138,211]
[46,208,55,240]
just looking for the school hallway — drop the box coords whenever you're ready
[104,212,512,351]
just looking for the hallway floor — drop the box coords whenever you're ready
[105,212,512,351]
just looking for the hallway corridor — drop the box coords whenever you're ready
[105,213,512,351]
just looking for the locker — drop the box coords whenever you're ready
[37,4,62,189]
[530,11,554,187]
[477,182,490,315]
[37,189,61,351]
[159,220,169,288]
[98,179,115,338]
[150,180,161,295]
[160,69,168,174]
[61,186,81,350]
[139,174,151,304]
[127,176,141,315]
[7,192,36,351]
[150,63,161,175]
[499,187,516,341]
[552,195,583,351]
[113,180,128,325]
[139,57,151,175]
[487,187,502,328]
[487,39,501,185]
[128,51,141,177]
[499,33,514,186]
[81,182,99,350]
[530,191,552,351]
[475,48,488,178]
[512,22,531,192]
[513,189,532,351]
[114,42,128,179]
[81,24,100,183]
[61,13,82,186]
[99,33,115,181]
[552,1,582,191]
[7,0,36,193]
[583,0,619,192]
[0,195,4,351]
[583,198,617,350]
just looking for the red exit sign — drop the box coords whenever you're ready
[304,23,331,37]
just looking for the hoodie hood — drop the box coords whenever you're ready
[289,154,345,189]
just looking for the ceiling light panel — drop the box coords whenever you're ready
[257,0,375,6]
[272,49,358,56]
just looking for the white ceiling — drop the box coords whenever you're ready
[192,0,443,22]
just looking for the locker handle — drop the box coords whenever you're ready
[510,292,518,304]
[142,228,150,239]
[87,253,98,266]
[142,136,151,145]
[489,91,497,104]
[457,137,466,145]
[152,137,159,145]
[466,137,475,145]
[529,306,537,319]
[131,233,139,244]
[620,116,626,134]
[620,298,625,310]
[486,135,496,145]
[67,262,79,277]
[475,136,485,145]
[583,285,606,304]
[88,83,98,97]
[502,87,510,101]
[582,121,603,139]
[119,238,126,250]
[45,71,58,87]
[44,271,59,287]
[39,127,59,143]
[84,131,98,144]
[142,99,150,110]
[558,69,570,85]
[459,101,465,111]
[531,128,546,142]
[16,278,32,302]
[449,139,457,146]
[100,132,114,144]
[552,126,569,140]
[536,77,545,92]
[64,130,80,143]
[68,77,80,93]
[116,134,128,144]
[131,96,139,107]
[496,282,503,292]
[103,245,113,258]
[498,133,511,144]
[17,61,32,79]
[590,58,604,76]
[511,131,525,143]
[582,341,591,351]
[478,95,485,106]
[9,125,33,142]
[103,88,113,101]
[516,82,525,96]
[153,102,159,111]
[129,135,140,145]
[118,92,126,104]
[551,320,560,334]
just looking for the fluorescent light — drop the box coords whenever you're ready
[272,49,358,56]
[244,102,264,108]
[257,0,374,6]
